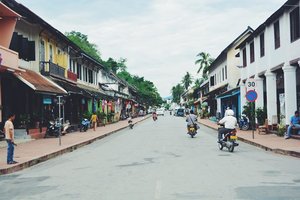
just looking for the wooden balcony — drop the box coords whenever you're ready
[67,70,77,82]
[0,45,19,70]
[41,61,65,78]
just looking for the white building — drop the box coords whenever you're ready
[207,27,253,118]
[237,0,300,125]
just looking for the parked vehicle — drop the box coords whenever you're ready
[218,125,239,152]
[152,112,158,121]
[44,119,60,138]
[0,122,5,140]
[187,125,197,138]
[62,119,72,134]
[80,118,90,132]
[176,108,185,117]
[156,108,164,116]
[239,114,250,131]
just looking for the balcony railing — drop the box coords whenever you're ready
[0,45,19,70]
[41,61,65,78]
[67,70,77,82]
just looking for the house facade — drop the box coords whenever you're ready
[237,0,300,126]
[207,27,253,118]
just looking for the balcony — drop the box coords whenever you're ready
[41,61,65,79]
[0,45,19,70]
[67,70,77,82]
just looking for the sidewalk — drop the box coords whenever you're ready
[198,118,300,158]
[0,116,149,175]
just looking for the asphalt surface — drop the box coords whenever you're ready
[1,114,300,200]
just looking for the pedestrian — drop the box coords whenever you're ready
[90,112,99,131]
[284,110,300,139]
[4,113,17,164]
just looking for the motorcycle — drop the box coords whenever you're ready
[218,126,239,152]
[152,113,157,121]
[187,124,197,138]
[0,122,5,140]
[61,119,72,134]
[44,119,60,138]
[239,114,250,130]
[128,118,134,129]
[80,118,90,132]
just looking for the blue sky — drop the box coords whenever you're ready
[18,0,287,97]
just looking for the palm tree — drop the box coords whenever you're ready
[194,78,204,88]
[195,52,214,79]
[171,84,184,104]
[182,72,193,90]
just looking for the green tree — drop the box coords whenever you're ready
[171,84,184,104]
[102,57,127,73]
[195,52,214,79]
[193,78,204,88]
[65,31,101,62]
[182,72,193,90]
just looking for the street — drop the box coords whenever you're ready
[1,114,300,200]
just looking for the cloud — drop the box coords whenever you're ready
[18,0,287,97]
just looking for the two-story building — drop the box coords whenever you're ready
[207,27,253,118]
[237,0,300,126]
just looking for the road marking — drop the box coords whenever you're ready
[155,180,162,199]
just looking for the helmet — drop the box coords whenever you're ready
[226,109,234,116]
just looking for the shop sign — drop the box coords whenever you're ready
[43,97,52,105]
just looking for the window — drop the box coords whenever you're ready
[77,64,82,80]
[290,7,300,42]
[49,45,53,62]
[225,65,227,79]
[88,69,93,83]
[72,60,76,73]
[210,76,215,86]
[259,33,265,57]
[250,42,255,63]
[242,48,247,67]
[85,68,88,82]
[222,68,224,81]
[274,21,280,49]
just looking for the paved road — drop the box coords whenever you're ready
[1,114,300,200]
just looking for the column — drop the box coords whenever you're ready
[216,98,221,117]
[255,75,264,110]
[240,82,246,114]
[283,65,297,125]
[265,70,277,125]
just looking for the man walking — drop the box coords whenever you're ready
[4,113,17,164]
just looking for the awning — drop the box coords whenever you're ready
[216,87,240,99]
[50,77,83,95]
[14,69,67,95]
[77,83,107,99]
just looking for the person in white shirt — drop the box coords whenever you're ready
[217,109,237,142]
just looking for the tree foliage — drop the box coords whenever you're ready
[182,72,193,90]
[171,84,184,104]
[195,52,214,79]
[66,31,101,62]
[118,71,163,106]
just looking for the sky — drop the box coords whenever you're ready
[17,0,287,97]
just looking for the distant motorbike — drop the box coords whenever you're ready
[128,118,134,129]
[62,119,72,134]
[44,119,61,138]
[239,114,249,131]
[80,118,90,132]
[152,113,157,121]
[218,125,239,152]
[187,125,197,138]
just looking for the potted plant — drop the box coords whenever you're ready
[97,111,107,126]
[107,112,115,123]
[256,107,267,126]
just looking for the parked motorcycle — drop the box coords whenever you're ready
[0,122,5,140]
[44,119,60,138]
[187,124,197,138]
[218,126,239,152]
[61,119,72,134]
[239,114,250,131]
[80,118,90,132]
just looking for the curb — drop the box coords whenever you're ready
[199,122,300,159]
[0,116,150,175]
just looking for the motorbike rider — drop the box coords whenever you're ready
[217,109,237,142]
[152,111,157,121]
[186,110,198,132]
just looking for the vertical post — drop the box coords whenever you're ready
[58,96,62,146]
[252,102,255,139]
